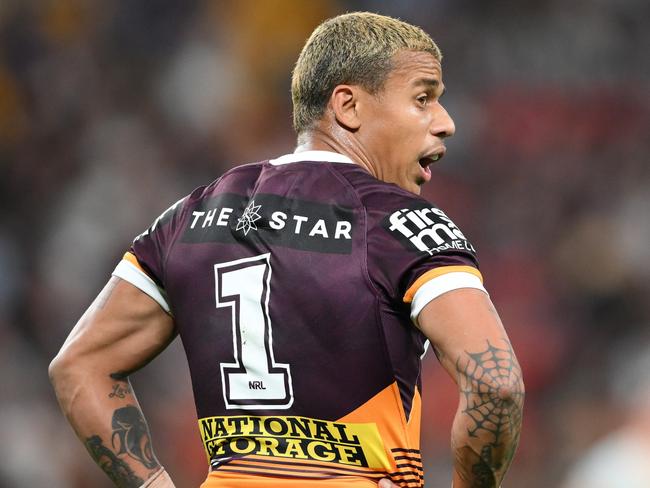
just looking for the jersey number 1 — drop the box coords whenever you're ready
[215,254,293,409]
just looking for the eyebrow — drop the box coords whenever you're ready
[413,78,445,96]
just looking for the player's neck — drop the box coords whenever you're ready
[295,128,377,178]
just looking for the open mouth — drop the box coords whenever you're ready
[417,151,444,185]
[419,154,440,169]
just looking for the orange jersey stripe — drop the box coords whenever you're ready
[122,251,145,272]
[214,461,386,478]
[402,265,483,303]
[238,455,385,475]
[201,470,381,487]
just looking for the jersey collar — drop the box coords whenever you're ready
[269,150,355,166]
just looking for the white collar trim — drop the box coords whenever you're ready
[269,150,355,166]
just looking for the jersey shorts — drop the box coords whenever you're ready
[113,151,486,487]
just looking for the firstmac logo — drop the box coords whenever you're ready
[386,207,476,255]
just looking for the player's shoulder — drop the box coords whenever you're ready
[331,168,473,257]
[187,161,267,203]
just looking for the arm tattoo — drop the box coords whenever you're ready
[456,340,524,487]
[111,405,159,469]
[85,405,159,487]
[85,435,145,487]
[108,373,133,399]
[109,383,132,399]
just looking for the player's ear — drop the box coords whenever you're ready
[329,85,362,130]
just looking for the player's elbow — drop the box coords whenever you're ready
[50,350,97,419]
[495,364,525,405]
[496,378,525,407]
[465,372,525,415]
[48,349,74,392]
[48,346,89,405]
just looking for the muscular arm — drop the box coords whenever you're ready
[49,277,177,487]
[419,288,524,488]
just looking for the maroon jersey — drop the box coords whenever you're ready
[113,151,485,487]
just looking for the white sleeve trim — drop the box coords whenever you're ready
[410,271,487,327]
[112,260,171,314]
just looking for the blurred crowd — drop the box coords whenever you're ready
[1,0,648,486]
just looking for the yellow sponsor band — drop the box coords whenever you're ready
[198,415,389,469]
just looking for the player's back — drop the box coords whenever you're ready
[119,151,482,487]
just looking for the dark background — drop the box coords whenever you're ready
[1,0,649,486]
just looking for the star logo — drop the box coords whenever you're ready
[236,200,262,235]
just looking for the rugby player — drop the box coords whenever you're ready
[49,12,524,488]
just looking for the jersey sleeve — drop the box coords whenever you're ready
[111,195,189,314]
[367,194,487,326]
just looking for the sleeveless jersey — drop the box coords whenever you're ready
[113,150,485,488]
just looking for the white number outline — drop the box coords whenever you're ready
[215,253,293,409]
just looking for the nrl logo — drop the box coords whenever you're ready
[236,200,262,235]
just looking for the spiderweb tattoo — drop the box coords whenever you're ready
[455,339,524,485]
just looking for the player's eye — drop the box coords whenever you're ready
[416,94,428,107]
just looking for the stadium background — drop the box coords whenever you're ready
[1,0,648,486]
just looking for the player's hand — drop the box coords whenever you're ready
[378,478,399,488]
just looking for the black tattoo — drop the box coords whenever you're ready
[85,435,145,487]
[85,405,159,487]
[111,405,159,469]
[456,340,524,486]
[471,446,498,488]
[109,383,131,399]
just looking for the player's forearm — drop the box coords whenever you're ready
[450,403,521,487]
[49,360,163,487]
[449,341,524,487]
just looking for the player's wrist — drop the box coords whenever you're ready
[140,467,175,488]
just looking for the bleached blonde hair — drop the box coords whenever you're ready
[291,12,441,134]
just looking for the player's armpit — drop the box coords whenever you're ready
[49,276,177,487]
[416,288,525,488]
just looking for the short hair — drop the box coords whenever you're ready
[291,12,441,135]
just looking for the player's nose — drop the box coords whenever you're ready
[431,104,456,139]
